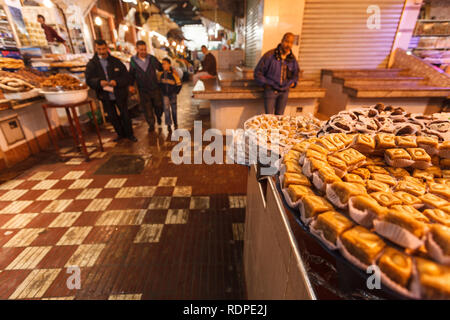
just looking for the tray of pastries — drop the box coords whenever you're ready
[41,74,87,91]
[278,132,450,299]
[318,104,450,142]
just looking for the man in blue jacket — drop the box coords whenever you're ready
[254,33,299,115]
[129,40,163,132]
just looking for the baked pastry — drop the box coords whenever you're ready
[366,180,391,193]
[292,141,311,153]
[407,148,432,169]
[428,182,450,201]
[302,158,328,177]
[283,149,301,163]
[375,133,397,149]
[352,134,376,153]
[422,209,450,227]
[325,134,346,150]
[442,170,450,179]
[327,155,347,177]
[300,195,334,221]
[313,211,354,245]
[390,205,430,223]
[378,246,412,287]
[366,165,389,175]
[334,148,366,168]
[371,173,397,186]
[316,137,339,152]
[283,172,311,188]
[385,148,413,168]
[287,184,314,203]
[313,166,341,191]
[394,191,423,208]
[308,143,329,155]
[343,173,365,185]
[396,136,417,148]
[370,192,402,207]
[395,180,426,197]
[426,166,442,178]
[417,136,439,156]
[412,169,434,182]
[306,149,327,162]
[381,209,428,239]
[285,160,302,174]
[351,168,371,180]
[429,224,450,256]
[326,181,367,208]
[336,133,354,146]
[348,194,388,227]
[340,226,386,265]
[439,141,450,159]
[420,193,448,209]
[386,167,410,178]
[415,257,450,299]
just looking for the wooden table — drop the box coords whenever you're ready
[42,99,104,161]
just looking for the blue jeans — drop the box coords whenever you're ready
[163,94,177,126]
[263,87,289,115]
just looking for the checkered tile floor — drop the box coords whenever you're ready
[0,85,248,300]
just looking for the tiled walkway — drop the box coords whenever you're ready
[0,85,248,300]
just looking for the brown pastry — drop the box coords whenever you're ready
[415,257,450,299]
[366,165,389,175]
[336,133,354,146]
[395,136,417,148]
[377,246,412,287]
[385,148,413,168]
[395,180,426,197]
[283,172,311,188]
[425,166,442,178]
[350,194,387,219]
[442,170,450,179]
[430,224,450,256]
[351,168,371,180]
[316,137,339,152]
[285,160,302,174]
[371,173,397,186]
[383,209,428,239]
[328,181,367,205]
[283,149,301,163]
[422,209,450,227]
[366,180,391,193]
[325,134,346,150]
[340,226,386,265]
[412,169,434,182]
[306,149,327,162]
[327,155,348,176]
[301,195,334,220]
[316,166,341,184]
[390,205,430,223]
[334,148,366,167]
[417,136,439,153]
[375,133,397,149]
[386,167,410,178]
[440,158,450,169]
[353,134,376,153]
[370,192,402,207]
[343,174,365,185]
[287,184,314,203]
[292,141,310,153]
[407,148,432,168]
[439,141,450,159]
[428,183,450,201]
[420,193,449,209]
[314,211,354,245]
[394,191,423,207]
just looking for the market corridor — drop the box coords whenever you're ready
[0,85,248,300]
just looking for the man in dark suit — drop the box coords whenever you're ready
[85,39,137,142]
[129,40,163,133]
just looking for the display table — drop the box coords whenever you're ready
[192,73,326,132]
[244,164,404,300]
[42,99,103,161]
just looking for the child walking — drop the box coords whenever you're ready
[158,58,182,131]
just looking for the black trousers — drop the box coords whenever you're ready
[102,99,134,138]
[139,89,163,127]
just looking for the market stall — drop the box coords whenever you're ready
[242,105,450,300]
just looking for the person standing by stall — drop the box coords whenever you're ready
[254,33,299,115]
[158,58,182,131]
[85,39,136,142]
[37,14,69,53]
[129,40,164,133]
[192,45,217,84]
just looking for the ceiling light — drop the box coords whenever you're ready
[141,30,146,36]
[123,25,129,31]
[43,0,54,8]
[172,41,176,46]
[94,16,102,26]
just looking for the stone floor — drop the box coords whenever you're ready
[0,85,248,300]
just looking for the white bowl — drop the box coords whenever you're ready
[41,89,88,105]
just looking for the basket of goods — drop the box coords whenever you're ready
[0,57,25,70]
[40,74,88,105]
[278,130,450,299]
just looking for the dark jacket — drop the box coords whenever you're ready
[85,53,130,103]
[254,44,299,91]
[158,68,182,96]
[129,54,162,92]
[201,52,217,76]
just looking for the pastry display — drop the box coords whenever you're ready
[41,74,87,91]
[278,132,450,299]
[0,57,24,70]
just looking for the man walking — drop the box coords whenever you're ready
[129,40,164,132]
[85,39,136,142]
[254,33,299,115]
[192,45,217,84]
